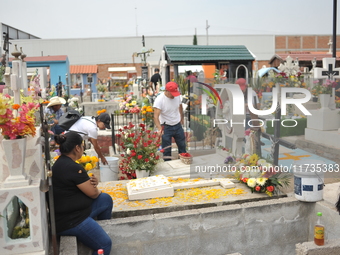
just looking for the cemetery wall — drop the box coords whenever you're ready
[70,197,329,255]
[275,35,340,52]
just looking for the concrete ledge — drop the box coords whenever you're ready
[59,236,77,255]
[296,238,340,255]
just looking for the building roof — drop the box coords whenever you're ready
[163,45,255,63]
[269,52,340,64]
[70,65,98,74]
[9,55,68,62]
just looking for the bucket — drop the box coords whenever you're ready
[100,157,119,182]
[293,159,325,202]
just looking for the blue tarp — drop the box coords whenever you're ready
[258,67,280,77]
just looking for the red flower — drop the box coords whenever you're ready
[160,149,165,153]
[255,186,261,192]
[242,178,248,183]
[266,186,274,192]
[120,154,125,157]
[123,126,128,129]
[130,133,135,137]
[144,158,149,162]
[138,155,143,159]
[150,153,154,157]
[180,153,192,157]
[131,152,136,157]
[146,130,151,134]
[155,155,160,160]
[143,142,148,147]
[139,123,145,128]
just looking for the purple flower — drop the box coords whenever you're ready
[224,156,234,164]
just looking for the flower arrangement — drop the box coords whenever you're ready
[140,100,153,124]
[97,109,107,115]
[0,95,39,140]
[53,154,99,172]
[119,94,140,114]
[274,71,306,88]
[312,79,337,95]
[67,97,83,114]
[117,122,163,179]
[96,83,107,93]
[77,155,99,171]
[233,153,290,196]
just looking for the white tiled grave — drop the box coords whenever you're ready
[126,174,236,200]
[126,175,174,200]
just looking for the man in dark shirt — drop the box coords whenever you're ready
[149,68,162,95]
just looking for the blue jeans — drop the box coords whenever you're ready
[58,193,113,255]
[162,123,187,161]
[50,124,65,141]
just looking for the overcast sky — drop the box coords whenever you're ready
[1,0,339,39]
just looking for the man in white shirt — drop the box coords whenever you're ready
[69,113,111,165]
[153,82,187,161]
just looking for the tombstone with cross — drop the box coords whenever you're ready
[305,58,340,147]
[0,45,49,254]
[314,58,340,110]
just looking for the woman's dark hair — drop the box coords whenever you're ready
[336,195,340,214]
[54,131,83,154]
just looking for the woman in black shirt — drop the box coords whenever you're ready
[53,131,113,255]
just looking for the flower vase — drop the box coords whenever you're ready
[319,94,330,110]
[2,137,30,187]
[135,169,149,179]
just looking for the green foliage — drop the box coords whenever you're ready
[266,117,307,137]
[174,75,189,95]
[0,66,4,83]
[190,115,211,141]
[12,226,30,239]
[193,34,197,45]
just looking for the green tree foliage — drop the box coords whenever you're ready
[193,34,197,45]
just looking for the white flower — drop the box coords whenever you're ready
[258,159,267,166]
[247,178,257,188]
[127,148,131,155]
[256,177,268,186]
[71,97,79,102]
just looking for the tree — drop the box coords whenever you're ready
[193,34,197,45]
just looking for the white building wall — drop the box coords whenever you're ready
[7,34,275,65]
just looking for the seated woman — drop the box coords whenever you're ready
[52,131,113,255]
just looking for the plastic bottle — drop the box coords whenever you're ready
[314,212,324,246]
[98,249,104,255]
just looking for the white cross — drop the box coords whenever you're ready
[314,58,340,110]
[278,56,300,76]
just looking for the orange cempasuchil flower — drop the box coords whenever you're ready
[12,104,20,110]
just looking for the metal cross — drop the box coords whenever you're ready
[322,63,340,80]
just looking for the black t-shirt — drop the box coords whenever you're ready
[150,73,162,88]
[52,155,92,233]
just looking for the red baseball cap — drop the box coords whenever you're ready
[165,82,181,97]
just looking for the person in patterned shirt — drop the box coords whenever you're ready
[45,96,66,146]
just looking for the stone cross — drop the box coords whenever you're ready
[10,45,23,105]
[314,58,340,110]
[20,47,28,96]
[3,66,11,95]
[278,56,300,76]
